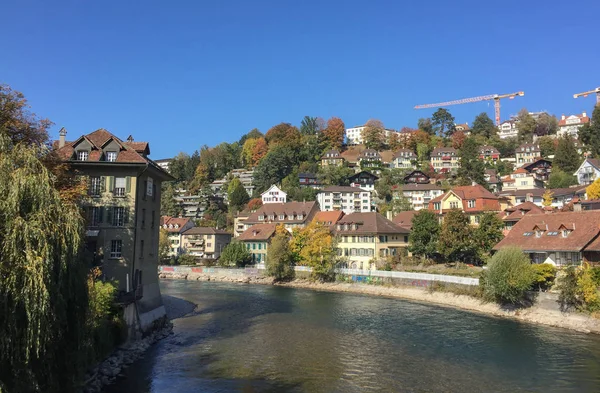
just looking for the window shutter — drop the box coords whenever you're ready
[108,176,115,192]
[126,177,131,193]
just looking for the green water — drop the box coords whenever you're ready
[107,280,600,392]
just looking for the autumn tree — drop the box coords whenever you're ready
[542,190,554,207]
[553,135,581,174]
[238,128,263,146]
[457,137,486,187]
[451,130,467,149]
[408,210,440,259]
[407,130,431,151]
[535,113,559,136]
[438,210,476,263]
[251,137,268,166]
[471,112,496,139]
[586,178,600,200]
[473,212,504,263]
[265,122,301,148]
[323,117,345,150]
[579,104,600,157]
[362,119,386,150]
[432,108,455,137]
[417,117,434,135]
[290,221,336,281]
[0,84,51,145]
[168,151,200,185]
[247,198,263,211]
[159,228,171,261]
[516,109,536,142]
[242,138,258,168]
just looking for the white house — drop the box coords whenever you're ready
[261,185,287,204]
[397,183,445,211]
[317,186,372,214]
[574,158,600,186]
[497,120,518,139]
[392,149,417,169]
[345,124,397,146]
[558,112,590,138]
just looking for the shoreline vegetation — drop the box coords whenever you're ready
[159,271,600,335]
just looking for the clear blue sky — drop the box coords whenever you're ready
[1,0,599,159]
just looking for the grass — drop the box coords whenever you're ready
[398,263,483,278]
[427,281,485,299]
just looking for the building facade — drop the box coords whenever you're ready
[160,216,194,256]
[430,147,459,172]
[237,223,278,264]
[398,183,445,211]
[181,227,232,259]
[349,171,378,192]
[392,149,417,169]
[321,149,345,167]
[515,143,541,164]
[574,158,600,186]
[241,201,319,232]
[557,112,589,138]
[497,120,518,139]
[479,145,500,163]
[317,186,372,214]
[428,184,500,225]
[261,184,287,204]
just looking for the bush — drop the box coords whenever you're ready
[558,263,600,312]
[266,233,295,281]
[590,266,600,287]
[481,247,535,305]
[219,241,252,267]
[531,263,557,291]
[178,254,196,266]
[558,266,579,311]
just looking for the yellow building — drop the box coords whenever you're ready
[428,185,500,226]
[237,223,278,265]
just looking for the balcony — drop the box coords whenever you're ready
[113,187,126,197]
[442,156,451,161]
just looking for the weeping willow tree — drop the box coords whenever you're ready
[0,132,89,392]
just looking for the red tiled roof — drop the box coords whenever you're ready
[160,216,193,233]
[313,211,344,226]
[558,113,590,126]
[500,202,545,222]
[182,227,230,235]
[451,184,497,200]
[237,223,278,241]
[245,201,318,225]
[392,211,417,229]
[334,212,409,235]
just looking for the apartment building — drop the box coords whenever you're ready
[501,168,544,191]
[515,143,541,164]
[181,227,232,259]
[574,158,600,185]
[349,171,378,192]
[321,149,345,167]
[430,147,459,172]
[345,125,397,145]
[557,112,589,138]
[428,184,500,225]
[392,149,417,169]
[160,216,194,256]
[317,186,372,214]
[242,201,319,232]
[398,183,445,211]
[497,120,518,139]
[358,149,384,170]
[55,128,172,331]
[237,223,278,265]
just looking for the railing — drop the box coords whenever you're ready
[113,188,126,197]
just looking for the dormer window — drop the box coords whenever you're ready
[268,215,275,220]
[297,214,303,220]
[279,214,285,220]
[77,150,89,161]
[258,215,265,221]
[106,151,117,162]
[562,229,570,238]
[535,230,542,238]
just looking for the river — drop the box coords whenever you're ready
[107,280,600,392]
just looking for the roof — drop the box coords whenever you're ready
[358,149,382,159]
[431,147,458,156]
[455,123,470,131]
[401,183,444,192]
[558,113,590,126]
[237,223,278,241]
[429,184,497,204]
[313,211,344,226]
[479,145,500,155]
[348,171,379,181]
[392,149,417,159]
[500,202,545,222]
[160,216,192,233]
[245,201,317,224]
[516,143,541,153]
[319,186,367,193]
[182,227,231,236]
[513,168,529,174]
[334,212,410,235]
[321,149,342,159]
[500,187,587,199]
[379,150,395,163]
[494,211,600,252]
[392,211,417,229]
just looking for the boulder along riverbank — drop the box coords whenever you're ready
[159,271,600,335]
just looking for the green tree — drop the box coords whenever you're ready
[159,228,171,261]
[318,164,353,186]
[471,112,496,139]
[535,112,558,136]
[253,145,298,194]
[238,128,263,146]
[362,119,386,150]
[266,229,295,281]
[300,116,319,135]
[228,178,250,211]
[431,108,455,137]
[579,105,600,158]
[417,117,434,135]
[457,137,486,187]
[219,241,252,267]
[481,247,535,304]
[438,210,476,262]
[537,135,556,158]
[547,170,578,189]
[490,136,519,157]
[516,109,536,142]
[473,212,504,263]
[553,135,581,174]
[161,183,181,216]
[290,221,337,281]
[408,210,440,259]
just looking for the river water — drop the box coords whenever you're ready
[107,280,600,392]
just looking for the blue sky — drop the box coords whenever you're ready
[1,0,599,159]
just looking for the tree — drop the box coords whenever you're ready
[227,178,250,211]
[516,109,536,142]
[417,117,434,135]
[481,247,535,304]
[457,137,486,187]
[251,137,268,166]
[0,131,90,392]
[219,241,252,267]
[408,210,440,259]
[535,113,558,136]
[238,128,263,146]
[242,137,258,168]
[553,135,581,174]
[0,84,51,146]
[247,198,263,211]
[159,228,171,261]
[490,137,519,157]
[431,108,455,137]
[547,170,578,189]
[438,210,476,262]
[265,122,301,148]
[300,116,319,135]
[388,132,401,151]
[318,164,353,186]
[542,190,554,207]
[323,117,345,150]
[450,130,467,149]
[579,104,600,158]
[290,221,336,281]
[161,183,181,216]
[362,119,386,150]
[253,145,298,193]
[473,212,504,263]
[587,178,600,200]
[266,229,295,281]
[471,112,496,139]
[537,136,556,158]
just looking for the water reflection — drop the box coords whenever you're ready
[106,280,600,393]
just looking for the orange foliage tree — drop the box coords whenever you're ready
[265,123,301,148]
[251,137,268,166]
[323,117,345,150]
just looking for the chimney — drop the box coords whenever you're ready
[561,114,565,120]
[583,111,587,118]
[58,127,67,148]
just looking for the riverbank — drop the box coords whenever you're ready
[159,271,600,335]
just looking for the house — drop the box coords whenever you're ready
[455,123,470,133]
[479,145,501,163]
[392,210,417,230]
[233,209,252,238]
[497,202,545,234]
[428,184,500,225]
[160,216,194,256]
[237,223,278,265]
[299,172,321,189]
[358,149,384,171]
[334,212,411,270]
[574,158,600,186]
[349,171,379,192]
[430,147,459,173]
[522,159,552,182]
[313,211,345,227]
[181,227,232,259]
[502,168,544,191]
[515,143,541,164]
[397,183,445,211]
[321,149,345,167]
[242,201,319,232]
[557,112,590,138]
[497,120,518,139]
[485,169,502,192]
[493,210,600,266]
[498,187,587,209]
[317,186,372,214]
[403,170,431,184]
[261,184,287,204]
[392,149,417,170]
[345,125,398,146]
[54,128,173,331]
[155,158,172,172]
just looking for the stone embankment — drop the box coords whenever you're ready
[159,270,600,335]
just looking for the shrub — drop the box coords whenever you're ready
[558,263,600,312]
[558,266,579,311]
[178,254,196,266]
[531,263,557,291]
[219,241,252,267]
[266,232,295,281]
[590,266,600,287]
[481,247,535,305]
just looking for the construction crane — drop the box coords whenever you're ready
[415,91,525,126]
[573,87,600,105]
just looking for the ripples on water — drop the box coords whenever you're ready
[106,281,600,393]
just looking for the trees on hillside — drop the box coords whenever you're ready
[227,178,250,211]
[538,136,556,158]
[516,109,536,142]
[431,108,455,137]
[535,113,558,136]
[408,210,440,259]
[265,123,301,148]
[362,119,386,150]
[547,170,578,189]
[579,105,600,157]
[438,210,475,262]
[300,116,321,135]
[253,145,298,193]
[291,221,336,281]
[471,112,496,139]
[323,117,345,150]
[318,164,353,186]
[553,135,581,173]
[457,137,486,187]
[417,118,434,135]
[266,229,295,281]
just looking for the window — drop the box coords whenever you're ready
[89,176,102,196]
[141,208,146,228]
[467,200,476,208]
[562,230,570,238]
[110,240,122,258]
[140,240,144,259]
[404,236,408,243]
[434,202,441,210]
[268,215,275,220]
[106,151,117,162]
[547,231,558,236]
[279,214,285,220]
[450,201,459,209]
[297,214,303,220]
[89,206,103,226]
[207,243,212,248]
[114,177,126,197]
[523,232,534,236]
[258,215,264,221]
[112,207,126,226]
[474,215,480,224]
[151,211,155,228]
[77,150,89,161]
[252,243,256,250]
